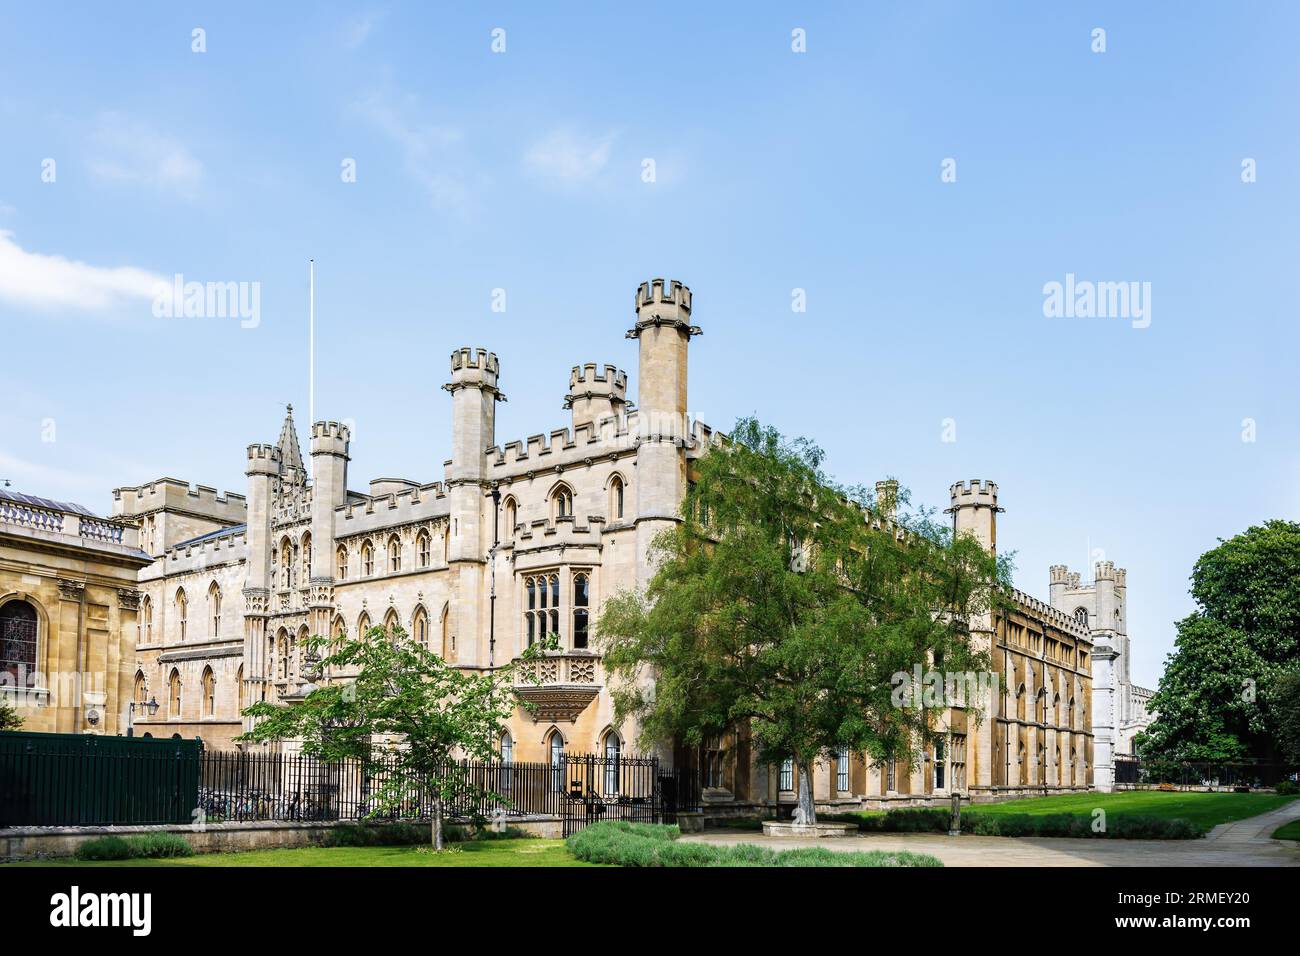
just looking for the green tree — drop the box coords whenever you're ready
[0,698,22,731]
[239,624,537,850]
[1274,671,1300,768]
[598,418,1007,824]
[1140,520,1300,765]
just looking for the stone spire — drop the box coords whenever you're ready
[276,404,304,476]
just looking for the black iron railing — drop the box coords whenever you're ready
[1113,755,1295,791]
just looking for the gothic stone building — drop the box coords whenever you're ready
[4,278,1145,805]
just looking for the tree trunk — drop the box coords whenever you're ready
[433,794,444,851]
[796,758,817,825]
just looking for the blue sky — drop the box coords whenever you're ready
[2,2,1298,685]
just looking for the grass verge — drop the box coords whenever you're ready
[825,791,1298,839]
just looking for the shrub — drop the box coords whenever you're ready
[75,833,194,861]
[564,820,941,867]
[75,837,134,861]
[322,823,431,847]
[1274,780,1298,795]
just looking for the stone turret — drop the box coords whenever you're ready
[564,363,627,430]
[441,348,505,663]
[948,479,999,555]
[628,279,700,585]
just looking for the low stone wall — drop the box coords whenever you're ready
[0,816,564,862]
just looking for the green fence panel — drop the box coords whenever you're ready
[0,731,201,827]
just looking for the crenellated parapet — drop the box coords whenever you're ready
[336,481,449,537]
[112,477,248,521]
[949,478,999,509]
[627,278,699,338]
[443,347,505,400]
[1095,560,1116,582]
[1011,588,1091,641]
[245,443,282,477]
[310,420,351,458]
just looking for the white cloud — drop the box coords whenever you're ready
[524,129,615,185]
[0,231,167,313]
[351,88,475,214]
[87,112,204,197]
[340,10,384,48]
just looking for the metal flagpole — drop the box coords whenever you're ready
[309,258,315,474]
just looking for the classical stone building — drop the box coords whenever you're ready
[28,278,1146,809]
[0,490,151,736]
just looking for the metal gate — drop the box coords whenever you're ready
[559,753,662,836]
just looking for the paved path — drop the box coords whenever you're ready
[682,801,1300,867]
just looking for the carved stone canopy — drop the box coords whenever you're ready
[514,685,600,723]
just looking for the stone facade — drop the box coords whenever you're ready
[0,491,152,735]
[9,278,1149,809]
[1049,561,1155,790]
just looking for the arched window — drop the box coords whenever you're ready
[609,476,624,521]
[413,606,429,647]
[549,731,566,792]
[572,572,590,649]
[551,484,573,521]
[140,594,153,644]
[168,668,182,717]
[503,498,517,541]
[276,628,290,680]
[1073,607,1089,626]
[383,608,400,636]
[603,730,622,795]
[133,670,147,707]
[388,535,401,573]
[440,603,452,659]
[1068,696,1076,731]
[933,740,946,790]
[333,615,346,645]
[236,665,244,712]
[201,666,215,717]
[175,588,188,641]
[0,599,39,684]
[301,532,312,581]
[837,748,851,793]
[279,537,294,589]
[1038,687,1049,725]
[361,540,374,576]
[1015,683,1026,722]
[443,527,450,563]
[357,612,371,641]
[779,758,794,792]
[500,731,514,792]
[336,544,348,580]
[417,530,431,569]
[207,581,221,638]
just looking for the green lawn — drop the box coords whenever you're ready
[6,838,598,868]
[1272,820,1300,841]
[968,790,1297,831]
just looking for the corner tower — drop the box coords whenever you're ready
[628,279,701,585]
[442,348,504,663]
[948,479,999,555]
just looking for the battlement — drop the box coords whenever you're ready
[1095,560,1116,582]
[565,364,628,401]
[1011,588,1091,641]
[1114,568,1127,588]
[628,278,701,339]
[310,421,352,455]
[111,477,248,521]
[245,443,282,476]
[1068,572,1081,588]
[949,479,998,504]
[450,347,499,375]
[336,480,449,537]
[1049,564,1070,584]
[636,278,692,315]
